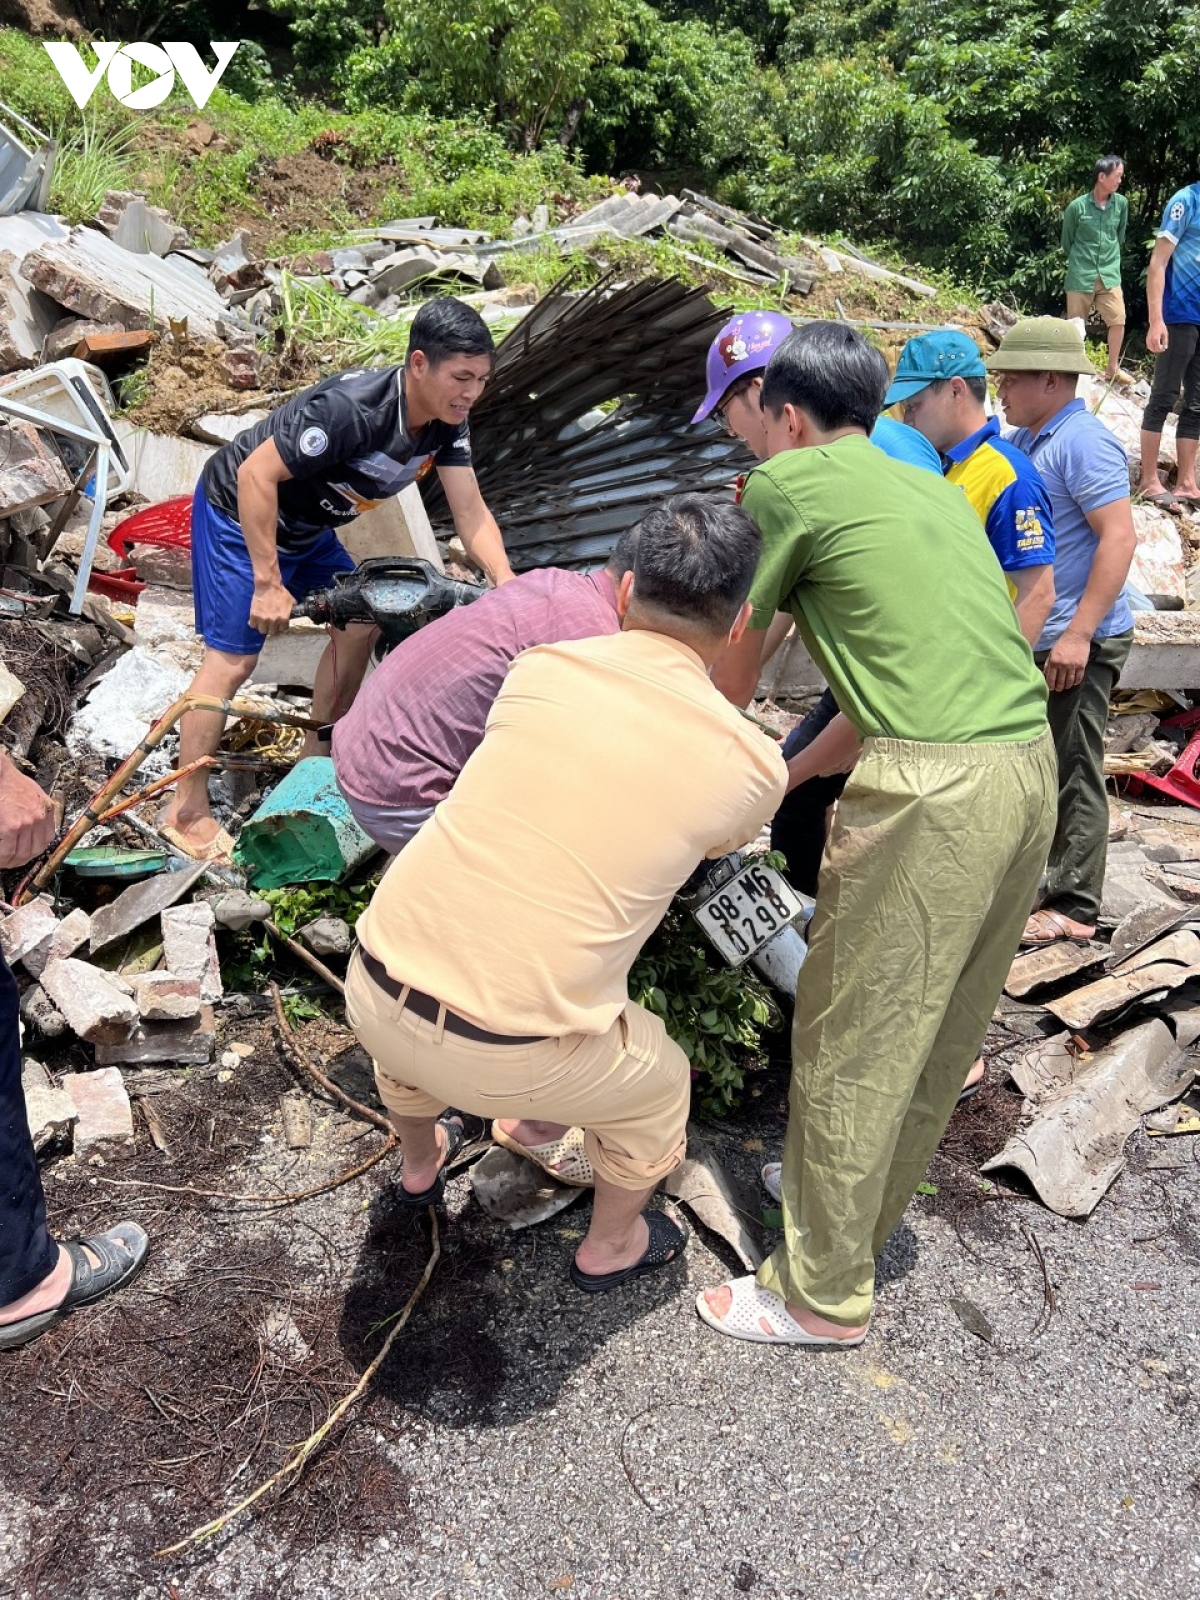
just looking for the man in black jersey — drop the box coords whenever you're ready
[162,297,513,859]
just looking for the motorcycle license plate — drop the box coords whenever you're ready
[691,861,805,966]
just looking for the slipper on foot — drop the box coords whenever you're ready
[569,1210,688,1294]
[762,1162,782,1205]
[0,1222,149,1352]
[159,823,236,864]
[696,1276,867,1346]
[491,1121,594,1187]
[1143,491,1184,514]
[396,1115,465,1208]
[1020,909,1095,947]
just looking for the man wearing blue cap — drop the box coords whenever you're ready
[888,330,1057,645]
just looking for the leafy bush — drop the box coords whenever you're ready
[631,903,782,1118]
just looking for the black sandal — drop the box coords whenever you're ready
[0,1222,149,1352]
[569,1210,689,1294]
[395,1116,465,1208]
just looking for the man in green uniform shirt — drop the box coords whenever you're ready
[699,323,1056,1347]
[1061,154,1128,382]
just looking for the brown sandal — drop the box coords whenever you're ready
[1020,909,1096,947]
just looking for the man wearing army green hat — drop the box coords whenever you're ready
[986,316,1136,948]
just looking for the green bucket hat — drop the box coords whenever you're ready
[984,316,1095,375]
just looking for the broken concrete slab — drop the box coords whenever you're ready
[21,225,227,342]
[0,894,58,966]
[22,1057,77,1152]
[0,211,70,371]
[984,1022,1194,1216]
[40,957,139,1046]
[96,191,190,258]
[0,417,72,514]
[470,1144,585,1229]
[42,318,124,363]
[280,1091,313,1150]
[23,906,92,980]
[110,422,214,502]
[19,983,67,1039]
[133,972,202,1021]
[1005,940,1109,999]
[161,902,222,1002]
[61,1066,134,1154]
[88,861,208,954]
[189,409,268,446]
[341,482,443,569]
[663,1126,762,1271]
[94,1004,217,1066]
[250,621,328,691]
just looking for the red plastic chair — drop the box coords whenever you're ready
[1126,707,1200,809]
[88,496,193,602]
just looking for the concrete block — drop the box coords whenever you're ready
[61,1066,134,1153]
[95,1005,216,1065]
[342,482,443,569]
[40,958,139,1046]
[300,916,351,957]
[22,1058,77,1153]
[24,907,92,980]
[0,895,58,966]
[161,903,222,1002]
[88,861,208,954]
[133,972,202,1020]
[110,423,214,502]
[190,410,268,446]
[134,583,200,650]
[206,889,271,931]
[253,621,328,691]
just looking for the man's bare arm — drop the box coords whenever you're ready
[710,626,770,708]
[1043,498,1135,693]
[236,438,295,637]
[1147,235,1176,353]
[437,466,515,586]
[784,713,862,793]
[1011,565,1056,647]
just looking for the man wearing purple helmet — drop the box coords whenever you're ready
[695,311,943,476]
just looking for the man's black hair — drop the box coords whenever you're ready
[631,494,760,633]
[1092,153,1125,183]
[605,525,640,578]
[926,375,989,405]
[760,323,888,434]
[406,297,495,366]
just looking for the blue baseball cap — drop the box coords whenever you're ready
[884,330,988,407]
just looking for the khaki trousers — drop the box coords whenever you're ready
[757,730,1057,1327]
[345,950,690,1190]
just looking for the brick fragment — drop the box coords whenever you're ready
[94,1005,216,1066]
[40,958,139,1046]
[133,972,202,1021]
[0,896,58,966]
[60,1067,134,1153]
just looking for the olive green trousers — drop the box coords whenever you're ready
[757,730,1057,1327]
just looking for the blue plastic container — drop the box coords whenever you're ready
[233,757,378,889]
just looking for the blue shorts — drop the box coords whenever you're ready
[190,482,355,658]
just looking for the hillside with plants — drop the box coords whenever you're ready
[7,1,1198,329]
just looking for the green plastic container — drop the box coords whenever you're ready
[233,757,378,890]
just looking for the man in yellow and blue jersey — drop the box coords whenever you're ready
[886,330,1057,645]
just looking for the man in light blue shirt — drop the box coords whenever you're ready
[1140,178,1200,510]
[987,317,1136,947]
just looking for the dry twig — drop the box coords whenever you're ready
[1020,1223,1056,1337]
[155,1210,442,1557]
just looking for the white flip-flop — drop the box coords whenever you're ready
[696,1276,868,1346]
[761,1162,782,1204]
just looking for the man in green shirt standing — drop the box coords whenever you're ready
[1061,154,1128,382]
[698,323,1056,1348]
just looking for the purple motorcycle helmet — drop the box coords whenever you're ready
[692,310,796,423]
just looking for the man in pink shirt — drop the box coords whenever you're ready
[332,531,637,854]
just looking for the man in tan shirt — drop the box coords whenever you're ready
[348,495,787,1293]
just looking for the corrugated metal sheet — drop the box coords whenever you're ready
[421,271,755,570]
